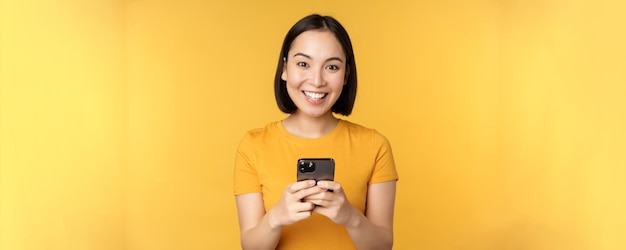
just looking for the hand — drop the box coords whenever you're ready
[268,180,325,228]
[303,181,357,226]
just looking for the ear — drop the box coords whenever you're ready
[281,58,287,81]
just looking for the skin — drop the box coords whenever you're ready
[235,29,396,250]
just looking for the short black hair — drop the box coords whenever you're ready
[274,14,357,116]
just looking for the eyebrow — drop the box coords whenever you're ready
[293,52,344,63]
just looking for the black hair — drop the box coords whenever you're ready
[274,14,357,116]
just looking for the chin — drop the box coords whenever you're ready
[304,110,333,119]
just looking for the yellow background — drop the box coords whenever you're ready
[1,0,625,249]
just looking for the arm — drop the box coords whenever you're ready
[308,180,397,250]
[345,181,396,249]
[235,193,281,250]
[235,181,324,250]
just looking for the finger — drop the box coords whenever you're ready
[297,201,316,211]
[302,191,331,205]
[294,210,312,221]
[291,201,316,215]
[303,198,327,207]
[294,186,325,200]
[302,191,325,200]
[302,189,334,203]
[288,180,317,193]
[312,205,329,215]
[316,181,342,192]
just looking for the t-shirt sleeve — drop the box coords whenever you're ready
[233,133,262,195]
[369,132,399,184]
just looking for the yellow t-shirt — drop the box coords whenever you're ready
[233,119,398,249]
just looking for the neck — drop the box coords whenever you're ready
[282,112,339,139]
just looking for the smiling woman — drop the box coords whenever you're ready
[233,14,398,250]
[274,15,358,118]
[282,30,347,123]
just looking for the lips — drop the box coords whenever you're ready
[303,91,327,100]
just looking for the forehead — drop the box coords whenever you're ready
[289,30,345,58]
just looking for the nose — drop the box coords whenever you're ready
[310,68,325,87]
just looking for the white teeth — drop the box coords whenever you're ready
[304,91,327,100]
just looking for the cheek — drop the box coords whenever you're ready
[328,74,346,87]
[285,71,304,85]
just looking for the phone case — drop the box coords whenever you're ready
[296,158,335,182]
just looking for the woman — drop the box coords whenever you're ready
[234,14,398,249]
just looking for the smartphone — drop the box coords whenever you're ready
[296,158,335,182]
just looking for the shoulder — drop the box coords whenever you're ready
[237,121,281,148]
[341,119,390,144]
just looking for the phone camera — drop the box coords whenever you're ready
[298,160,315,173]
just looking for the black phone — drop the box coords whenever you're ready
[296,158,335,182]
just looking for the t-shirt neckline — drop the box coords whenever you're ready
[276,118,347,143]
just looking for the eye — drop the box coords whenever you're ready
[326,65,340,71]
[297,62,309,68]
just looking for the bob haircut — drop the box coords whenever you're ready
[274,14,357,116]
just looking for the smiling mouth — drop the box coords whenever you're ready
[303,91,327,100]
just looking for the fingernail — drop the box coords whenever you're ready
[308,180,316,185]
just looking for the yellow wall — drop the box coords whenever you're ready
[1,0,625,249]
[0,0,127,249]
